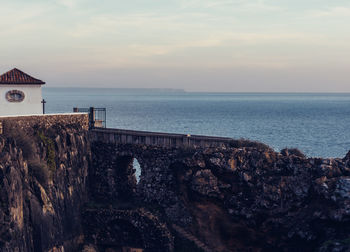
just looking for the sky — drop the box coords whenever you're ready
[0,0,349,92]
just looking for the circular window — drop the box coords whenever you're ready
[6,90,25,103]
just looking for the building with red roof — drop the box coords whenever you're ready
[0,68,46,116]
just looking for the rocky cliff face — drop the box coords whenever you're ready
[0,115,90,251]
[90,142,350,252]
[174,147,350,251]
[1,115,350,252]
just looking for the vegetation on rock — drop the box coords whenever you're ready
[2,121,35,159]
[27,159,49,185]
[37,131,56,173]
[281,147,306,158]
[228,138,272,151]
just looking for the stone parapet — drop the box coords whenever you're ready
[0,113,89,133]
[91,128,233,149]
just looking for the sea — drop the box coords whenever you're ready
[43,88,350,158]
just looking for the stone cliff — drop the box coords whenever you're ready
[89,142,350,252]
[1,115,350,252]
[0,115,90,251]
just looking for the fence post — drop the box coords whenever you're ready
[89,107,95,129]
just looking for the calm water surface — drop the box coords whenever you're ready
[43,88,350,158]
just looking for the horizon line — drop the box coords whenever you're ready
[42,87,350,94]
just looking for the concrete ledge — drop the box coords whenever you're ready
[91,128,233,149]
[92,128,232,141]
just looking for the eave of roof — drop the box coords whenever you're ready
[0,68,45,85]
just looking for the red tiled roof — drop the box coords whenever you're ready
[0,68,45,85]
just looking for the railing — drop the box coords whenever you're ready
[91,127,233,148]
[73,107,106,128]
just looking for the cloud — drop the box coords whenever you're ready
[307,6,350,18]
[180,0,283,12]
[180,0,238,8]
[128,39,222,57]
[0,3,48,24]
[63,9,328,65]
[127,32,324,57]
[1,0,349,82]
[55,0,78,8]
[0,2,51,36]
[68,12,215,38]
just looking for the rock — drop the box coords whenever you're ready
[209,157,221,166]
[0,114,90,251]
[335,178,350,199]
[242,172,252,182]
[81,244,99,252]
[191,169,220,196]
[318,240,350,252]
[2,114,350,252]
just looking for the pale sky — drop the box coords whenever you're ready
[0,0,349,92]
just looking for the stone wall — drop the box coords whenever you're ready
[0,114,90,251]
[90,138,350,251]
[0,113,89,133]
[83,209,174,252]
[1,113,350,251]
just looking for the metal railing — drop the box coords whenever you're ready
[73,107,106,128]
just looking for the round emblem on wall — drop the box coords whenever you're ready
[6,90,25,102]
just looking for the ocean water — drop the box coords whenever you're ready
[43,88,350,158]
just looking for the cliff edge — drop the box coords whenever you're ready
[0,115,350,251]
[0,114,90,251]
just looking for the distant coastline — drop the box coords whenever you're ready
[43,87,350,95]
[44,87,186,93]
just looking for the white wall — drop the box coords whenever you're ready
[0,85,43,116]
